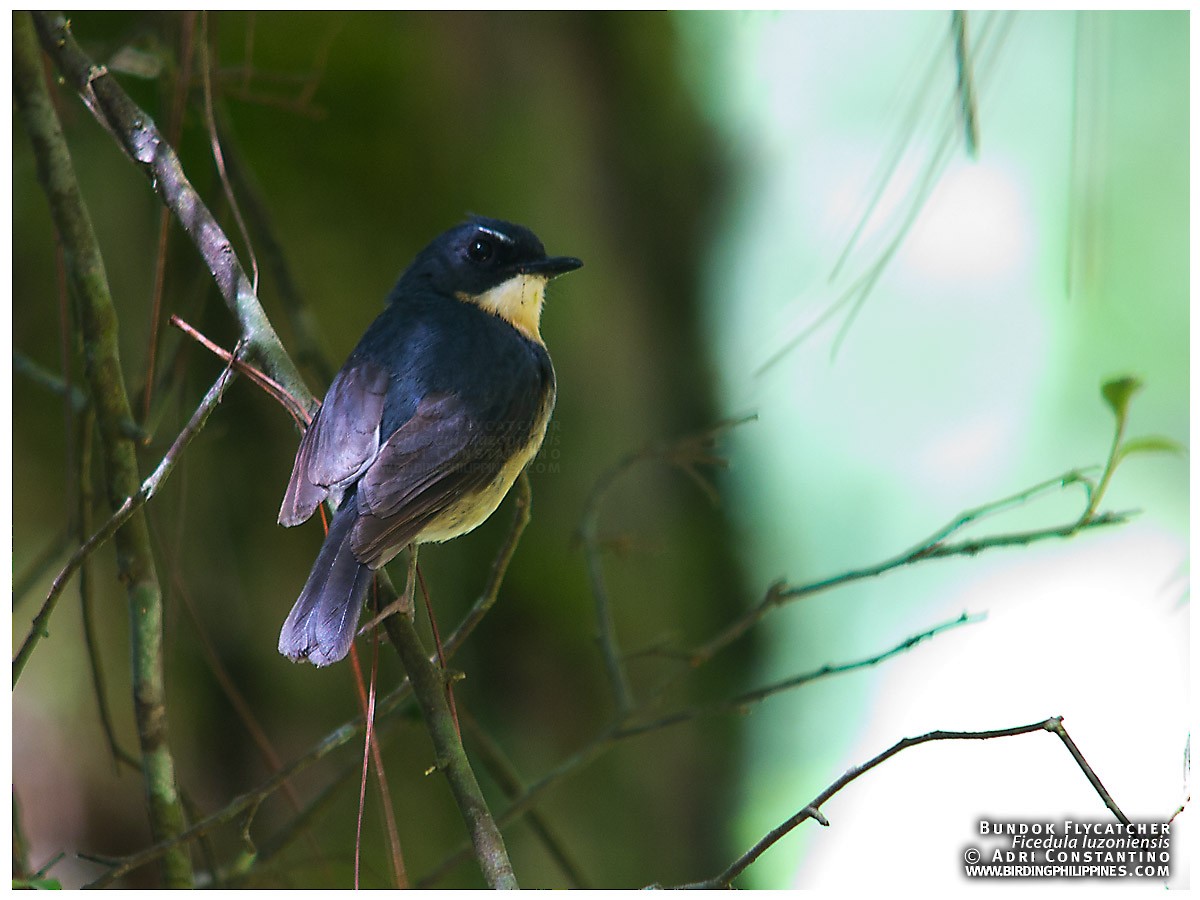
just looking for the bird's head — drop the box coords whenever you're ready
[398,217,582,342]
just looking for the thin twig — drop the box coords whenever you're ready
[416,723,619,888]
[352,645,373,891]
[224,755,363,885]
[171,558,315,820]
[170,314,311,426]
[55,233,79,560]
[1046,718,1131,825]
[215,114,334,385]
[199,12,259,296]
[617,612,982,740]
[13,528,72,609]
[952,10,980,157]
[348,637,409,889]
[13,794,31,882]
[440,472,533,657]
[75,408,138,771]
[689,468,1127,667]
[759,12,1015,370]
[577,416,754,716]
[416,556,461,739]
[14,351,146,441]
[14,366,239,685]
[15,350,87,412]
[578,456,637,715]
[83,716,365,889]
[670,716,1126,888]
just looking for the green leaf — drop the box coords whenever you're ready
[12,878,63,890]
[1101,376,1143,421]
[1115,435,1186,465]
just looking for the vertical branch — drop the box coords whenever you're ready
[13,12,193,886]
[381,610,518,889]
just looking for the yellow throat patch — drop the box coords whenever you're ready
[460,273,548,343]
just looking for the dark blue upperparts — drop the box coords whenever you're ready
[350,288,554,447]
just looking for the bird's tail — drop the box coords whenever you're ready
[278,493,374,666]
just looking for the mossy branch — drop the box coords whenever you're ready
[13,11,192,887]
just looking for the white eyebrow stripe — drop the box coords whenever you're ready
[476,226,516,246]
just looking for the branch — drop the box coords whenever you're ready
[74,408,139,770]
[689,469,1130,666]
[13,11,192,884]
[30,11,313,416]
[13,529,72,609]
[417,612,972,886]
[578,455,636,715]
[671,715,1129,889]
[416,723,618,888]
[170,315,310,426]
[381,602,518,889]
[617,612,982,740]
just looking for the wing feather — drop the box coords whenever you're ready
[278,361,389,527]
[351,394,499,567]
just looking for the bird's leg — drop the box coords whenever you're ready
[401,543,419,618]
[357,543,419,635]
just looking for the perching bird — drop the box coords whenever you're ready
[277,217,581,666]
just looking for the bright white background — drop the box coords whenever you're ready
[680,11,1190,890]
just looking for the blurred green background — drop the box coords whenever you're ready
[12,11,1189,890]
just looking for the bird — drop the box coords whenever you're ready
[277,217,581,666]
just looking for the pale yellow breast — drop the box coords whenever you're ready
[415,402,553,545]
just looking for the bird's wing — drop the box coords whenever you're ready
[278,360,390,527]
[350,392,501,568]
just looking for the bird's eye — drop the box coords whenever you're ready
[467,237,494,263]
